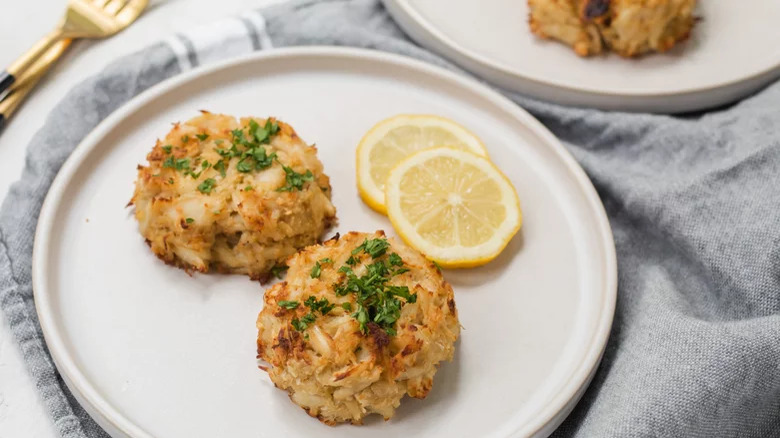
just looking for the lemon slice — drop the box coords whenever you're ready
[357,114,488,214]
[385,147,521,268]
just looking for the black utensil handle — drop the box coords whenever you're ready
[0,113,6,132]
[0,71,15,96]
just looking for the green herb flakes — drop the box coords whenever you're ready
[213,160,226,177]
[304,295,335,315]
[331,241,417,335]
[277,165,314,192]
[352,238,390,259]
[197,178,217,194]
[310,261,322,279]
[291,313,316,332]
[278,300,299,310]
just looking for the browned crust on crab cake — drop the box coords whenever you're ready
[130,112,336,280]
[256,231,460,424]
[528,0,697,57]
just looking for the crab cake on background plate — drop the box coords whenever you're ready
[131,112,336,280]
[528,0,697,57]
[256,231,460,425]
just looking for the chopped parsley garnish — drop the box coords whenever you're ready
[269,264,288,279]
[236,159,253,173]
[352,238,391,259]
[165,121,281,180]
[291,313,316,332]
[341,302,352,311]
[289,296,336,332]
[249,119,279,144]
[304,295,335,315]
[185,217,194,224]
[244,185,253,191]
[197,178,217,194]
[163,157,191,173]
[278,300,299,310]
[277,165,313,192]
[222,120,279,173]
[310,261,322,279]
[309,258,333,279]
[331,240,417,335]
[239,147,276,172]
[387,285,417,302]
[213,160,226,177]
[388,253,403,266]
[167,178,174,185]
[216,144,240,158]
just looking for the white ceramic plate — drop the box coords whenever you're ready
[383,0,780,113]
[33,47,616,438]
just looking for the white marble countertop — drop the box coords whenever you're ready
[0,0,282,435]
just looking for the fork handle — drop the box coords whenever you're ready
[0,71,13,96]
[0,39,71,134]
[2,29,64,95]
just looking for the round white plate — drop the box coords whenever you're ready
[383,0,780,113]
[33,47,616,438]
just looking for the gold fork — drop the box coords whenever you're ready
[0,0,148,97]
[0,40,72,131]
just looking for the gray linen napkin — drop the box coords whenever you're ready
[2,1,779,437]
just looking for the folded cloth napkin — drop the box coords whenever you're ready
[2,0,779,437]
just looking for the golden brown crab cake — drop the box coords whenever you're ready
[256,231,460,425]
[131,112,336,280]
[598,0,696,57]
[528,0,605,56]
[528,0,696,57]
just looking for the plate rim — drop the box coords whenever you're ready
[32,45,617,438]
[383,0,780,110]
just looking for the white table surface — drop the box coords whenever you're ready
[0,0,283,435]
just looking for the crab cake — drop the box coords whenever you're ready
[256,231,460,424]
[528,0,696,57]
[131,112,336,280]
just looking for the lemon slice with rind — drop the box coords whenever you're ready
[357,114,488,214]
[385,147,521,268]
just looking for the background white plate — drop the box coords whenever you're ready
[383,0,780,113]
[33,48,616,438]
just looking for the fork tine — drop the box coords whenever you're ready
[116,0,148,22]
[102,0,129,15]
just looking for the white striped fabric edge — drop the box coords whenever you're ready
[163,10,272,72]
